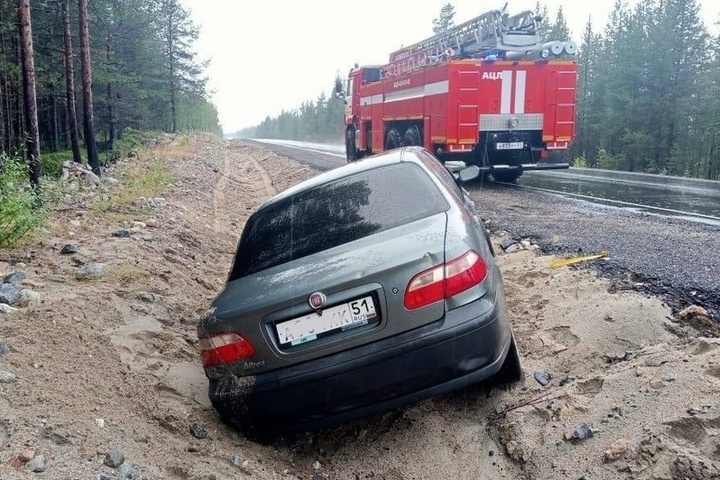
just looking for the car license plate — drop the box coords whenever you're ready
[496,142,524,150]
[276,295,377,346]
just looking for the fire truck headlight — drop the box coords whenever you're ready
[508,117,520,129]
[540,49,550,59]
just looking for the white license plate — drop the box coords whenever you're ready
[496,142,524,150]
[276,295,377,346]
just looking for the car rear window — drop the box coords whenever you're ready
[228,162,449,280]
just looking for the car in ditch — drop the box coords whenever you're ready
[197,146,522,438]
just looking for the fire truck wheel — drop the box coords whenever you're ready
[492,171,521,183]
[404,126,421,146]
[386,129,401,150]
[346,129,357,162]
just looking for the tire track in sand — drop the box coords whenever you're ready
[212,146,277,234]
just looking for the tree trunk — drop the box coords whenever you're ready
[18,0,42,193]
[62,0,82,163]
[0,72,5,153]
[106,36,115,151]
[78,0,100,175]
[49,81,59,152]
[168,16,177,133]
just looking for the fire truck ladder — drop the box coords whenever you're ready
[396,9,541,61]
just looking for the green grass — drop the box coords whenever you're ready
[0,155,47,248]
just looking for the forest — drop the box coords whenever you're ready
[0,0,220,246]
[237,0,720,181]
[0,0,220,173]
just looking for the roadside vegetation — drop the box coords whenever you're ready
[0,0,220,247]
[239,0,720,180]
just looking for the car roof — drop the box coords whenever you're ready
[257,147,430,211]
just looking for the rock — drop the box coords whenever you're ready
[679,305,711,322]
[119,463,137,479]
[187,444,201,453]
[569,423,594,441]
[17,289,42,308]
[26,455,46,473]
[649,378,665,389]
[505,244,519,254]
[145,219,159,228]
[520,239,532,249]
[75,263,108,280]
[98,474,115,480]
[19,450,35,462]
[0,371,17,383]
[552,343,568,354]
[95,418,105,428]
[0,283,21,305]
[604,312,615,321]
[112,229,131,238]
[312,461,321,471]
[500,239,517,250]
[151,197,166,206]
[60,244,78,255]
[132,221,146,228]
[136,292,154,303]
[0,303,19,314]
[69,220,81,228]
[103,176,120,185]
[0,339,7,356]
[604,438,631,462]
[505,440,519,455]
[83,170,101,184]
[3,271,27,285]
[534,370,551,386]
[232,456,243,466]
[189,422,209,439]
[104,449,125,468]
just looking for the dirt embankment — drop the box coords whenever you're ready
[0,135,718,480]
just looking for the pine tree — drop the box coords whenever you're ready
[546,6,572,41]
[432,3,456,34]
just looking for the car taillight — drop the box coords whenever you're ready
[404,250,488,310]
[199,332,255,367]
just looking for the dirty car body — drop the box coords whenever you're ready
[198,146,521,437]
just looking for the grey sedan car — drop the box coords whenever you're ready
[198,146,522,438]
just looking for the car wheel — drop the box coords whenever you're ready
[386,128,401,149]
[493,334,523,385]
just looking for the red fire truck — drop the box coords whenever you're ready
[340,8,578,182]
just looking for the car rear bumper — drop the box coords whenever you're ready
[208,285,513,436]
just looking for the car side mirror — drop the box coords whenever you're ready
[457,165,480,183]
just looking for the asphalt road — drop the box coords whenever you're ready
[246,139,720,318]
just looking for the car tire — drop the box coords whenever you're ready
[493,334,523,385]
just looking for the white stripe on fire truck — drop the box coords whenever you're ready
[500,70,513,114]
[514,71,526,114]
[359,80,450,105]
[360,94,384,106]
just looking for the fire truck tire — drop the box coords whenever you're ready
[346,128,357,162]
[386,129,401,150]
[404,126,422,146]
[492,170,522,183]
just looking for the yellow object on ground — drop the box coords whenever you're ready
[550,251,609,268]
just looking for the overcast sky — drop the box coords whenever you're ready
[179,1,720,134]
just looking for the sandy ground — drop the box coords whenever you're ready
[0,134,718,479]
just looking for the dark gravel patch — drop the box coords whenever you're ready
[469,183,720,320]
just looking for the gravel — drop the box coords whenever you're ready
[469,184,720,318]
